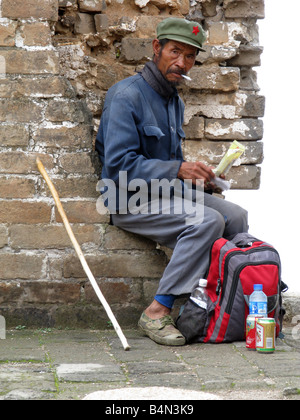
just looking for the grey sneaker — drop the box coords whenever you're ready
[138,312,186,346]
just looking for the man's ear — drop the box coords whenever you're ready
[152,39,161,59]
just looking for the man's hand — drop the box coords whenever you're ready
[177,161,215,185]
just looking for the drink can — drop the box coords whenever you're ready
[256,318,276,353]
[246,314,263,350]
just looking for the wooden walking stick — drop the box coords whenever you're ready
[36,158,131,351]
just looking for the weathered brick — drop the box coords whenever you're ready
[205,118,263,140]
[0,20,17,47]
[0,226,8,248]
[0,201,51,224]
[63,252,167,278]
[242,94,265,118]
[189,65,240,92]
[183,140,263,166]
[1,50,59,75]
[207,22,229,45]
[74,12,96,34]
[0,152,53,174]
[45,99,87,123]
[105,225,156,250]
[78,0,107,12]
[54,176,99,199]
[0,177,36,199]
[0,282,80,304]
[55,200,109,224]
[229,165,261,189]
[120,38,153,62]
[9,224,102,249]
[184,116,205,140]
[59,153,96,174]
[32,125,93,149]
[224,0,265,19]
[0,99,43,123]
[228,46,263,67]
[1,0,58,21]
[0,254,44,279]
[85,278,142,305]
[19,22,52,47]
[0,125,29,147]
[0,77,75,99]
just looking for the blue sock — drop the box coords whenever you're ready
[154,294,176,309]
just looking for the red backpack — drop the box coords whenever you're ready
[176,233,287,344]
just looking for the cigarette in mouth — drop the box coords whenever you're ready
[181,74,192,81]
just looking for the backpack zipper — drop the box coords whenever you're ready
[224,260,280,315]
[220,246,280,309]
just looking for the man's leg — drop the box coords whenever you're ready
[112,198,226,345]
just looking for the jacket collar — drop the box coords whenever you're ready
[141,61,178,99]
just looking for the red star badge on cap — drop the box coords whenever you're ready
[192,26,200,36]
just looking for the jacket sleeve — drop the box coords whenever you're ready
[99,90,182,187]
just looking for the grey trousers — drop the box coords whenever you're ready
[112,192,248,296]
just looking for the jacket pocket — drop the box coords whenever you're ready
[176,127,186,141]
[143,125,165,140]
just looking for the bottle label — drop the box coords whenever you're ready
[190,297,207,310]
[249,302,267,315]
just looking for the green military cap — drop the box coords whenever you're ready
[156,17,206,52]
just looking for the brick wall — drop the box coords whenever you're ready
[0,0,265,328]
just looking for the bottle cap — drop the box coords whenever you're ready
[253,284,263,291]
[199,279,207,287]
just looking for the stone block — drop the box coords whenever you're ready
[184,116,205,140]
[0,201,51,224]
[78,0,107,12]
[0,226,8,248]
[9,224,102,250]
[0,99,43,123]
[0,76,74,99]
[1,0,59,21]
[32,125,93,149]
[120,38,153,62]
[183,139,263,166]
[207,22,229,45]
[0,20,17,47]
[0,125,29,147]
[1,50,59,75]
[224,0,265,19]
[94,14,109,32]
[0,177,36,199]
[45,99,88,123]
[205,118,263,140]
[227,45,263,67]
[51,176,100,199]
[189,65,240,92]
[59,153,96,175]
[74,13,96,34]
[228,165,261,189]
[55,200,109,224]
[84,278,142,305]
[19,22,52,47]
[0,152,53,174]
[63,252,166,278]
[242,94,265,117]
[0,254,45,280]
[104,225,156,250]
[0,282,81,304]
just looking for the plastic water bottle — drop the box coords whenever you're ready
[190,279,208,309]
[249,284,268,317]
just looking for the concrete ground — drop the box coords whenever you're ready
[0,323,299,401]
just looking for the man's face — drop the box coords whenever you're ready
[153,39,197,85]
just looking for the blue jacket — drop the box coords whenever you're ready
[96,71,186,212]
